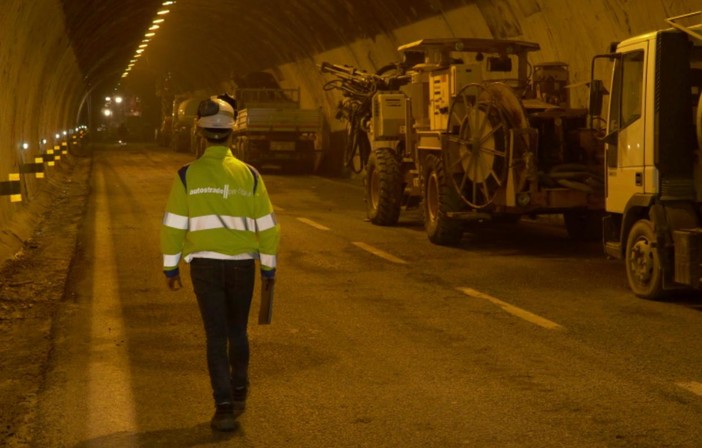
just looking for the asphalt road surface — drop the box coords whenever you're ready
[22,144,702,446]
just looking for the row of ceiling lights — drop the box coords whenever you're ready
[120,1,175,80]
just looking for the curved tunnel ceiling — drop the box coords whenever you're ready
[62,0,477,94]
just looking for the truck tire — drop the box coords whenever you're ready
[564,210,603,241]
[365,148,401,226]
[423,154,463,246]
[625,219,663,299]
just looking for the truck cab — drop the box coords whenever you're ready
[598,12,702,298]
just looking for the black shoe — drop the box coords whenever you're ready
[211,402,236,431]
[232,386,248,412]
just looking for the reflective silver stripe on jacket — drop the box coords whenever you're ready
[163,212,189,230]
[256,213,277,231]
[163,253,181,267]
[260,253,277,268]
[189,214,257,232]
[184,251,257,262]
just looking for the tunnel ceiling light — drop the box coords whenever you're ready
[62,131,67,136]
[55,133,60,139]
[21,142,29,150]
[41,139,47,145]
[115,96,123,104]
[121,4,171,82]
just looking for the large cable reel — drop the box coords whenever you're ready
[444,82,529,209]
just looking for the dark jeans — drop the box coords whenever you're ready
[190,258,255,405]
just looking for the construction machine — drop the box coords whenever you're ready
[321,38,605,245]
[171,95,202,154]
[591,12,702,298]
[230,72,322,173]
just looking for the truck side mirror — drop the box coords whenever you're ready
[589,79,605,116]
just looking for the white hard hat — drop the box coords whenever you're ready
[197,98,234,129]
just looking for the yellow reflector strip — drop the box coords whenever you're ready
[10,194,21,202]
[9,173,19,181]
[36,172,44,179]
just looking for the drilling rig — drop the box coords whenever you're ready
[321,38,604,246]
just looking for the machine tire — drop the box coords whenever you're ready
[423,154,463,246]
[564,210,603,241]
[365,148,401,226]
[625,219,664,299]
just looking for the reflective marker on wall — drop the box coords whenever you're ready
[0,174,21,202]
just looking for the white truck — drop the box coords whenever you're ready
[593,12,702,298]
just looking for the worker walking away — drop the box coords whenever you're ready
[160,98,280,431]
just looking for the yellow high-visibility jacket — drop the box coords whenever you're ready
[160,145,280,277]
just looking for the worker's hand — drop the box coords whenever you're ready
[261,268,275,292]
[166,275,183,291]
[261,277,275,292]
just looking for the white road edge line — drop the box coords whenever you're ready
[89,169,137,437]
[352,241,408,264]
[677,381,702,396]
[458,287,565,331]
[296,217,330,231]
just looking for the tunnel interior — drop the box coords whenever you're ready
[0,0,700,261]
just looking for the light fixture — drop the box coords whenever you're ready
[153,18,164,24]
[149,25,159,30]
[21,142,29,150]
[162,1,175,6]
[115,96,123,104]
[145,32,155,37]
[62,131,67,136]
[139,44,148,48]
[41,139,47,145]
[157,9,170,15]
[136,49,144,54]
[55,133,60,139]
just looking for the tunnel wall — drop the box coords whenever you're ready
[0,0,85,262]
[266,0,700,173]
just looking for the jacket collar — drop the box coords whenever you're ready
[202,145,232,158]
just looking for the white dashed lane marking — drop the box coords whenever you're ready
[352,242,408,264]
[677,381,702,396]
[458,287,565,331]
[296,217,330,231]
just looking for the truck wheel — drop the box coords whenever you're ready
[423,154,463,246]
[564,210,603,241]
[365,148,401,226]
[625,219,663,299]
